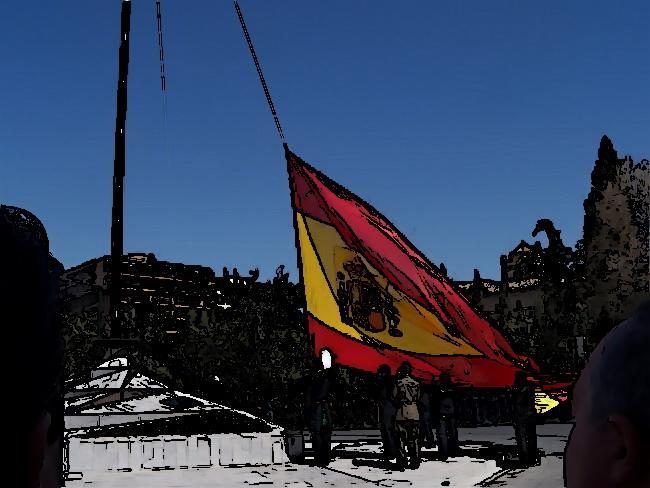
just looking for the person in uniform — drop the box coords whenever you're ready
[393,362,421,470]
[418,377,436,449]
[306,350,337,467]
[436,372,459,459]
[511,371,538,466]
[376,364,398,466]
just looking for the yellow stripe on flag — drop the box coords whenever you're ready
[297,212,482,356]
[296,212,363,341]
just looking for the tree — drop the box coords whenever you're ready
[60,309,105,379]
[581,136,649,336]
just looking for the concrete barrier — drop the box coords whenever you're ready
[284,431,304,462]
[65,430,289,477]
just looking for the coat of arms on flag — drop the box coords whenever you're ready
[336,255,403,337]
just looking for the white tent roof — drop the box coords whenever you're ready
[125,373,167,389]
[96,357,129,368]
[65,393,107,410]
[67,357,222,415]
[65,356,282,432]
[74,370,129,390]
[71,361,167,392]
[76,392,222,414]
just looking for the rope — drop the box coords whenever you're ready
[156,1,167,93]
[156,1,171,167]
[234,2,286,141]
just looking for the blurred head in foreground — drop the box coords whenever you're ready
[1,206,63,488]
[565,302,650,488]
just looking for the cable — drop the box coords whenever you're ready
[156,1,171,168]
[234,2,286,142]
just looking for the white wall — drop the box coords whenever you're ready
[65,431,289,476]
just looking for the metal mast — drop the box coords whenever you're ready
[110,0,131,340]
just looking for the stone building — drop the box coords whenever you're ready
[59,253,258,335]
[454,219,566,325]
[452,137,649,372]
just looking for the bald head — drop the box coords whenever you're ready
[565,302,650,488]
[588,302,650,435]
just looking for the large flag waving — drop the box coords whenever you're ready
[286,145,554,391]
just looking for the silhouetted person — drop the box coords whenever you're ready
[2,206,64,488]
[262,385,274,422]
[511,371,537,466]
[564,302,650,488]
[376,364,398,466]
[436,372,459,459]
[306,350,336,467]
[393,362,421,470]
[418,377,436,449]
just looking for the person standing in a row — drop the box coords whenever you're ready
[376,365,398,467]
[393,362,421,470]
[512,371,538,466]
[418,377,437,449]
[436,372,459,460]
[306,350,337,467]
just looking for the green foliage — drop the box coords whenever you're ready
[478,137,647,374]
[133,275,314,428]
[60,310,102,378]
[330,367,377,429]
[580,137,649,326]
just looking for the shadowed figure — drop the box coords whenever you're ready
[511,371,538,466]
[436,372,459,460]
[376,365,398,465]
[393,362,421,470]
[564,302,650,488]
[418,376,437,450]
[2,206,64,488]
[306,350,337,467]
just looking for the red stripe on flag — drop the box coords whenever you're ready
[309,314,527,388]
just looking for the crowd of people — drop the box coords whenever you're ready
[305,352,539,471]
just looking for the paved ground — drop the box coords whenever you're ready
[65,424,573,487]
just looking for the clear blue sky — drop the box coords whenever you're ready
[1,1,648,282]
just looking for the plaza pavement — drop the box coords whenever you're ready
[64,424,572,487]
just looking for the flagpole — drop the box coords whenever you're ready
[110,0,131,342]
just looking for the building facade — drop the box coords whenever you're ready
[59,253,257,335]
[451,223,578,371]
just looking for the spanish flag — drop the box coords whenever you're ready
[286,145,567,398]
